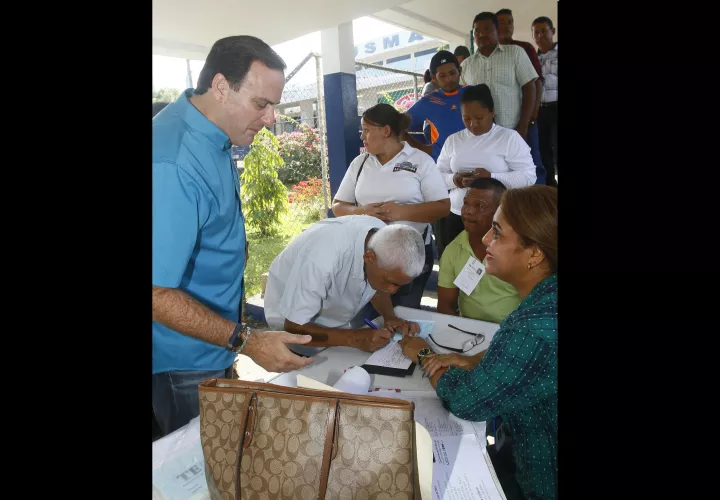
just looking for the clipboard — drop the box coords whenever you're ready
[362,362,416,377]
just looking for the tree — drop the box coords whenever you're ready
[152,88,182,103]
[240,128,288,236]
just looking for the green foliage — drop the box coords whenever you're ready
[275,114,322,184]
[288,178,328,223]
[152,88,182,103]
[241,129,288,236]
[244,207,316,298]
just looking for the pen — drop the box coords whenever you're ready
[363,318,380,329]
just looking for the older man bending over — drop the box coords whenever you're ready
[264,215,424,355]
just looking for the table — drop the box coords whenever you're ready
[152,307,505,500]
[268,306,500,390]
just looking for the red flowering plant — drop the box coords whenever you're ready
[288,178,329,222]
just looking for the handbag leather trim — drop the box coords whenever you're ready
[233,392,254,500]
[204,379,414,409]
[318,399,339,500]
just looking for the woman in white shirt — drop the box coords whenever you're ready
[436,84,536,249]
[333,103,450,310]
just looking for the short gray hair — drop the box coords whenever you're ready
[368,225,425,278]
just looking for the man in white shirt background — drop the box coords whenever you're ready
[461,12,538,142]
[533,16,558,187]
[263,216,424,356]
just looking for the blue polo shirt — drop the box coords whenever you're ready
[152,89,242,374]
[407,85,468,161]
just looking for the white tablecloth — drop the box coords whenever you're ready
[268,306,500,390]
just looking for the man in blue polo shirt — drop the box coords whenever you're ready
[403,50,467,162]
[402,50,468,258]
[152,35,313,437]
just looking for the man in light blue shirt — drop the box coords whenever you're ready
[152,36,313,437]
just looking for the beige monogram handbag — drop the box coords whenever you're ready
[198,379,419,500]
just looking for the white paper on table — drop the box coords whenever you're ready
[152,417,210,500]
[333,366,372,394]
[432,434,505,500]
[392,319,436,341]
[453,256,485,296]
[296,374,340,392]
[363,340,413,369]
[375,390,486,442]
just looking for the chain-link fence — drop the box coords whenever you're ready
[355,61,423,115]
[274,53,329,211]
[261,56,426,210]
[354,62,425,153]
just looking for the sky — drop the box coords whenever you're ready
[153,17,420,90]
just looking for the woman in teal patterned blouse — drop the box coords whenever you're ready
[401,185,558,500]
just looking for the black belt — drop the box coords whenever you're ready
[541,101,558,107]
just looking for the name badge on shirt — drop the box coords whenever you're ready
[392,161,417,173]
[453,256,485,296]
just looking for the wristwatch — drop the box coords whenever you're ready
[226,323,252,354]
[417,347,433,366]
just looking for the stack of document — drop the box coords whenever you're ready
[374,390,507,500]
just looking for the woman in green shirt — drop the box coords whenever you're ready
[401,185,558,500]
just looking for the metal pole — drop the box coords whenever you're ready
[314,53,329,215]
[413,75,419,101]
[355,61,423,77]
[186,59,193,88]
[286,52,315,83]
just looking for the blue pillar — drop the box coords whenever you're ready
[321,23,361,217]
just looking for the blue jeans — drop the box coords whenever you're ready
[527,123,547,186]
[152,365,233,437]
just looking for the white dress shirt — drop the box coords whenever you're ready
[437,124,536,214]
[460,44,538,128]
[538,43,558,103]
[264,215,386,337]
[334,142,449,244]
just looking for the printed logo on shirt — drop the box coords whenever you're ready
[450,105,457,110]
[393,161,418,173]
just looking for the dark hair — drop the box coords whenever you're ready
[453,45,470,58]
[532,16,554,30]
[460,84,494,111]
[501,186,558,273]
[430,50,459,75]
[469,177,506,206]
[195,36,286,95]
[152,101,170,118]
[473,12,499,29]
[362,103,412,137]
[424,69,432,84]
[496,8,512,16]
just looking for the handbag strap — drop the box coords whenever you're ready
[354,153,370,207]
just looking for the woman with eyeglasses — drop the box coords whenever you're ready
[400,185,557,500]
[333,103,450,310]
